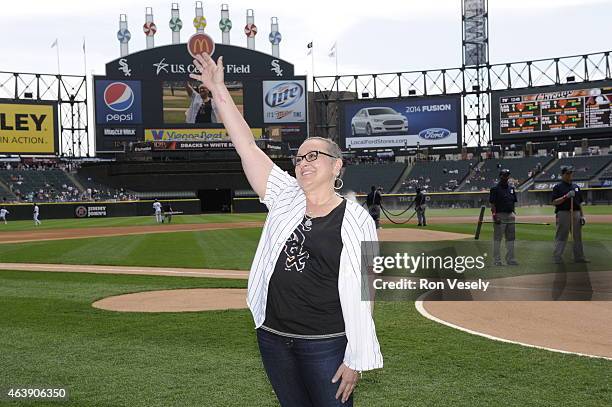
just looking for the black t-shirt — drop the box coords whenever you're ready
[262,199,346,338]
[489,182,517,213]
[195,99,213,123]
[551,181,582,212]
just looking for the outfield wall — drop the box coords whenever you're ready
[0,199,200,221]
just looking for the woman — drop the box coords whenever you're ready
[185,82,218,124]
[189,53,383,406]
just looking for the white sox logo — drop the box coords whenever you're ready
[283,220,311,272]
[118,58,132,76]
[270,59,283,77]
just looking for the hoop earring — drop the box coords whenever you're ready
[334,177,344,190]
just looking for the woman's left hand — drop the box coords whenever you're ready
[332,363,359,403]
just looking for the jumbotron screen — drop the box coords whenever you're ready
[491,81,612,142]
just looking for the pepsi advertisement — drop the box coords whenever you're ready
[95,80,143,125]
[341,96,461,149]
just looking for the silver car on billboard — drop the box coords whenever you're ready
[350,107,408,135]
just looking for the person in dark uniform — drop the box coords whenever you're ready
[163,203,174,223]
[551,166,588,264]
[414,187,427,227]
[489,169,518,266]
[366,186,382,229]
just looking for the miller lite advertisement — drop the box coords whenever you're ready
[262,80,306,123]
[95,80,143,125]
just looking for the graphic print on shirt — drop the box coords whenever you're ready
[283,219,311,273]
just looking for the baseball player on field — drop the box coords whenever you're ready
[153,199,163,223]
[33,203,41,226]
[0,207,8,224]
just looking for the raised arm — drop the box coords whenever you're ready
[189,53,273,198]
[186,82,195,97]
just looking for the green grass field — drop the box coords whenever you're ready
[0,228,261,269]
[2,203,611,233]
[2,223,611,270]
[1,211,611,406]
[0,213,266,232]
[1,271,610,407]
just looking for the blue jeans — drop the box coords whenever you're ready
[256,328,353,407]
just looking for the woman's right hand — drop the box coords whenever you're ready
[189,53,225,91]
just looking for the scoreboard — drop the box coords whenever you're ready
[492,81,612,142]
[94,43,307,154]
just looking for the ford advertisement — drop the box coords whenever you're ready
[342,96,461,148]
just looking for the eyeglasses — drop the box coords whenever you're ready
[292,150,338,166]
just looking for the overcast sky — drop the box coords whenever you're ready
[2,0,612,154]
[2,0,612,79]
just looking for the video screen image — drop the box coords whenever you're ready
[162,80,244,124]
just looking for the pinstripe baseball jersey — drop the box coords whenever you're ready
[247,164,383,371]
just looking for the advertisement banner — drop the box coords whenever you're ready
[262,80,306,123]
[101,128,138,136]
[144,128,262,141]
[343,96,461,149]
[0,102,57,154]
[95,80,142,125]
[133,140,240,150]
[75,205,108,218]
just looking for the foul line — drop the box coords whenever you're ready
[414,291,612,362]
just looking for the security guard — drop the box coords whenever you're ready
[551,166,588,263]
[366,185,382,229]
[489,169,518,266]
[414,187,427,226]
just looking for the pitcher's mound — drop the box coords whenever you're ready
[92,288,247,312]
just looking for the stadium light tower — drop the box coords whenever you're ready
[245,9,257,50]
[462,0,490,146]
[117,14,131,57]
[194,1,206,34]
[169,3,183,44]
[143,7,157,49]
[220,4,232,44]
